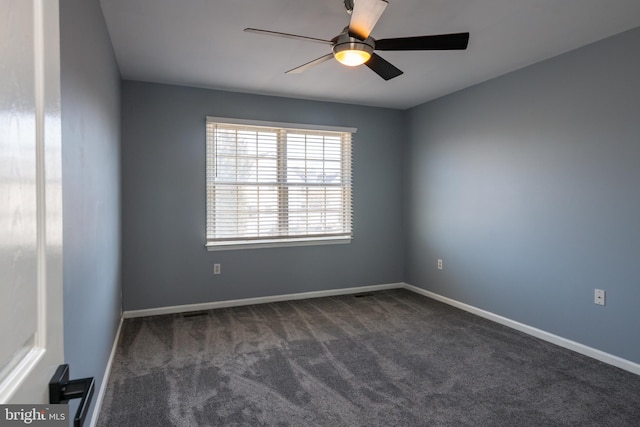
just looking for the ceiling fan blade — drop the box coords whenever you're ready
[349,0,388,40]
[375,32,470,51]
[244,28,333,45]
[286,53,334,74]
[365,53,403,80]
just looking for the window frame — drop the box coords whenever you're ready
[205,117,356,251]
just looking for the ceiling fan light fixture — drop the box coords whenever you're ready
[333,40,374,66]
[335,49,371,66]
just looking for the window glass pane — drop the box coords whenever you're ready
[286,133,306,160]
[323,160,341,183]
[286,159,305,184]
[324,139,342,161]
[305,137,324,160]
[305,160,325,183]
[236,131,257,157]
[257,158,277,182]
[215,156,236,182]
[236,157,256,182]
[257,135,277,156]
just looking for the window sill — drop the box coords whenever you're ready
[206,236,352,251]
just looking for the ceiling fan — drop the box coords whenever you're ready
[244,0,469,80]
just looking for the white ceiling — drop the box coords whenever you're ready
[99,0,640,109]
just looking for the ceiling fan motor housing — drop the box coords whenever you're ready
[332,31,375,66]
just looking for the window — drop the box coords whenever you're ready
[206,117,355,250]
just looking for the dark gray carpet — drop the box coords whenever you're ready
[97,289,640,426]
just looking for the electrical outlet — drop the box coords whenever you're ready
[214,264,221,275]
[594,289,605,306]
[437,259,443,270]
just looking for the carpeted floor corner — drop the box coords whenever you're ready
[97,289,640,426]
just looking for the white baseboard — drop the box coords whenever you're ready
[403,283,640,376]
[122,282,405,319]
[89,316,123,427]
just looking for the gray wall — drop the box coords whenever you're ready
[121,82,405,311]
[60,0,121,421]
[405,27,640,364]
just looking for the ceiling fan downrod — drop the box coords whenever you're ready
[344,0,354,14]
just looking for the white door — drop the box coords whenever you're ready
[0,0,64,403]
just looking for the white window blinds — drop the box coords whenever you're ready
[206,117,354,250]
